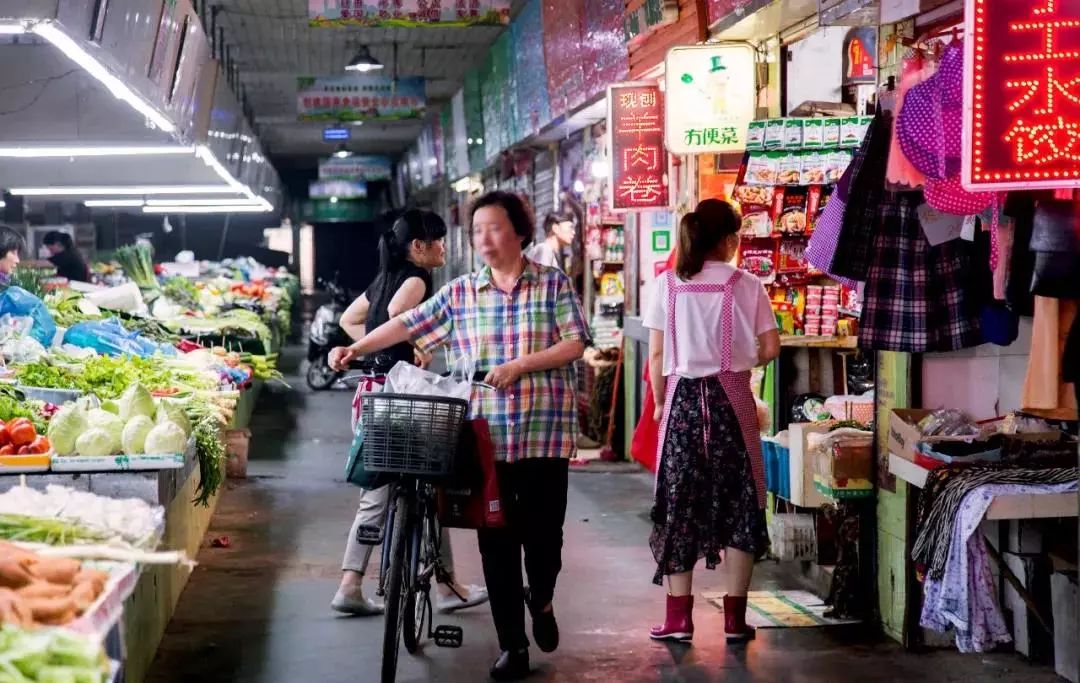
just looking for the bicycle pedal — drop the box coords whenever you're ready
[433,625,463,648]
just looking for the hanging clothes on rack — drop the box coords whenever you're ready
[858,192,983,353]
[885,50,932,191]
[1021,296,1078,420]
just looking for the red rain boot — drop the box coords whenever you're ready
[649,594,694,642]
[723,595,756,642]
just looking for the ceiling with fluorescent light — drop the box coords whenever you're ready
[211,0,514,161]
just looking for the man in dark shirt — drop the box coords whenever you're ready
[43,231,90,282]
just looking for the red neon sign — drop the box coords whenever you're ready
[964,0,1080,191]
[608,83,669,211]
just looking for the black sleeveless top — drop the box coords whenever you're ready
[364,263,434,365]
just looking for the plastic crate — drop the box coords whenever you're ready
[768,512,817,562]
[359,393,468,477]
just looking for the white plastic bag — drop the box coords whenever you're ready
[385,358,472,402]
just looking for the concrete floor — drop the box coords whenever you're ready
[146,347,1061,683]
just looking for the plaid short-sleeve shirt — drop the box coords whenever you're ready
[400,260,590,463]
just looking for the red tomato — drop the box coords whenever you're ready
[16,446,29,456]
[0,427,12,447]
[28,436,50,455]
[0,445,14,456]
[9,421,36,447]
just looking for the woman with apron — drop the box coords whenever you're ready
[642,199,780,643]
[331,209,488,616]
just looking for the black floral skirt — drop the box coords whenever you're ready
[650,376,769,585]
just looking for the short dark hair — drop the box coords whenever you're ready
[470,191,535,249]
[43,231,73,249]
[542,212,574,236]
[0,225,24,258]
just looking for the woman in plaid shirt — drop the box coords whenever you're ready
[330,191,589,681]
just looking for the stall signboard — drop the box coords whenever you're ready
[664,44,757,155]
[323,127,350,142]
[318,155,393,181]
[623,0,678,46]
[309,179,368,199]
[963,0,1080,191]
[609,82,669,211]
[308,0,509,27]
[842,27,877,86]
[297,75,425,122]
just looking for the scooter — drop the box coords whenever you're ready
[305,278,354,390]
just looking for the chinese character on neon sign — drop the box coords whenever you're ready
[965,0,1080,190]
[609,83,668,211]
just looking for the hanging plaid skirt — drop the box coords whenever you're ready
[858,192,982,353]
[649,377,768,585]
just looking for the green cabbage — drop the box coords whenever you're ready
[47,404,88,456]
[86,409,123,454]
[118,383,155,422]
[122,415,155,455]
[155,400,191,437]
[100,399,120,415]
[144,421,187,454]
[75,428,114,456]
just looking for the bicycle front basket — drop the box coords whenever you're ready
[359,393,469,477]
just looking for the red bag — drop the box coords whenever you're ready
[629,249,676,474]
[438,419,506,529]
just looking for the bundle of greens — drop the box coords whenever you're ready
[44,291,99,329]
[161,276,199,311]
[115,243,158,290]
[0,625,109,682]
[15,353,215,400]
[6,268,49,299]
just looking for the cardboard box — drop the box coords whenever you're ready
[887,409,977,462]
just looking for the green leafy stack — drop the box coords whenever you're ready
[115,244,158,290]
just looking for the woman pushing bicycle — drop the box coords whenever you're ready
[331,209,488,618]
[330,191,589,681]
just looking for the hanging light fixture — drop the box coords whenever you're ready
[333,144,352,159]
[345,46,383,73]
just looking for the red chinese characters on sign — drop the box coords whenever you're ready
[966,0,1080,190]
[609,84,668,210]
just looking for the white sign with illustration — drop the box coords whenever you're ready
[665,44,757,155]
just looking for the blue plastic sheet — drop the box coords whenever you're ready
[0,287,56,348]
[64,318,177,358]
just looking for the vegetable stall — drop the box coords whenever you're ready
[0,251,296,682]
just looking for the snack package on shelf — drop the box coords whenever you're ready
[739,238,778,284]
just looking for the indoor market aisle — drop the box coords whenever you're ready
[146,347,1059,683]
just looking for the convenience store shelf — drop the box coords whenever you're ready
[780,335,858,349]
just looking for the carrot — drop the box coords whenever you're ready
[22,595,75,623]
[16,582,70,600]
[0,588,33,627]
[69,582,98,611]
[29,557,80,585]
[0,557,35,589]
[72,569,109,592]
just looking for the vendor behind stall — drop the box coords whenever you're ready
[42,232,90,283]
[0,225,23,284]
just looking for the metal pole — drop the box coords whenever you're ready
[217,214,232,261]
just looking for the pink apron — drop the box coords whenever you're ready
[654,270,767,509]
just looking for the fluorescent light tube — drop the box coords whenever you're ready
[83,199,146,207]
[145,198,269,207]
[12,186,240,196]
[32,22,175,133]
[142,205,269,214]
[0,146,195,158]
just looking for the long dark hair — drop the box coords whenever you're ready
[675,199,740,280]
[369,209,446,302]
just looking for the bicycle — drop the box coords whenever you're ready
[350,366,489,683]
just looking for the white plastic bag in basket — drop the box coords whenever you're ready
[385,358,472,402]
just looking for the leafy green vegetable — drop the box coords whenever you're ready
[46,405,87,456]
[0,387,47,433]
[117,383,154,422]
[122,415,154,455]
[144,421,186,455]
[75,428,113,456]
[162,276,199,310]
[155,400,190,437]
[85,410,122,453]
[0,626,107,682]
[115,243,158,290]
[191,412,225,507]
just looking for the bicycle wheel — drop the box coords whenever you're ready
[381,493,411,683]
[403,509,434,653]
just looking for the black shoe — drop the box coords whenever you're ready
[526,590,559,653]
[490,649,530,681]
